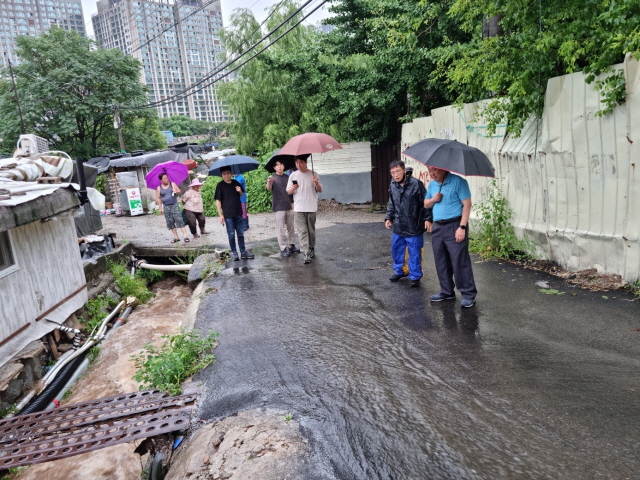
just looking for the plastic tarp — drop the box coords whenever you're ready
[0,155,73,182]
[109,150,177,168]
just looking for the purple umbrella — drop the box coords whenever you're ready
[145,161,189,190]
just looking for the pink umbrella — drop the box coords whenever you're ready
[145,161,189,190]
[279,132,342,171]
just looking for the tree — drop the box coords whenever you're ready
[379,0,640,134]
[0,27,163,157]
[217,1,318,154]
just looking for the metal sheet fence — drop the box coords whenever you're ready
[401,59,640,282]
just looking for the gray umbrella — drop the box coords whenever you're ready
[402,138,495,177]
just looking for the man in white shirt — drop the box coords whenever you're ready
[287,156,323,264]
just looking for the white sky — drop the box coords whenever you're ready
[80,0,329,38]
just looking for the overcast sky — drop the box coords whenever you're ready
[80,0,329,38]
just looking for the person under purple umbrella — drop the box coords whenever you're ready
[155,173,189,244]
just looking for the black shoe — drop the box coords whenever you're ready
[410,280,421,288]
[303,253,312,264]
[288,244,301,254]
[461,298,476,308]
[309,248,315,258]
[430,293,455,302]
[231,251,239,261]
[280,249,291,257]
[389,273,406,282]
[241,251,254,259]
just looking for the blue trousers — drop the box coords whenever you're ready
[392,234,424,281]
[431,222,477,300]
[225,214,246,254]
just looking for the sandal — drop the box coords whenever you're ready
[171,238,180,243]
[184,238,190,243]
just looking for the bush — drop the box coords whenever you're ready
[135,268,165,283]
[201,152,273,216]
[469,180,534,260]
[131,328,219,395]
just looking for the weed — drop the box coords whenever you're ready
[539,288,565,295]
[63,387,73,400]
[469,180,534,260]
[87,346,101,364]
[200,257,224,280]
[135,268,165,283]
[131,328,219,395]
[108,260,155,303]
[284,414,292,421]
[0,404,18,418]
[80,295,117,333]
[368,203,382,213]
[1,466,28,479]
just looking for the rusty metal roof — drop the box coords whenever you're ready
[0,389,197,469]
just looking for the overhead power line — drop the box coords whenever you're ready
[133,0,321,110]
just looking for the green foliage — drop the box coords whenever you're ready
[95,173,106,196]
[0,404,18,418]
[87,346,101,364]
[108,260,155,303]
[200,154,273,216]
[201,176,222,216]
[134,268,165,283]
[0,27,158,157]
[131,329,219,395]
[80,295,117,333]
[158,115,233,138]
[469,180,533,260]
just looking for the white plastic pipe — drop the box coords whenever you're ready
[136,260,192,271]
[45,358,90,410]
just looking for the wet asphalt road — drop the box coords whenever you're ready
[194,222,640,480]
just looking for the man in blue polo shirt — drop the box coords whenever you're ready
[424,166,477,307]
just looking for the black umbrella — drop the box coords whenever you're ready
[402,138,495,177]
[208,155,260,177]
[263,150,309,173]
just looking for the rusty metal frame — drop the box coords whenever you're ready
[0,390,197,469]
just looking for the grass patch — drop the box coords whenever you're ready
[135,268,165,283]
[131,328,219,395]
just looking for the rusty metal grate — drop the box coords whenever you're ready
[0,390,197,469]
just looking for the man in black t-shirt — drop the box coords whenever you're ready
[214,166,255,260]
[266,160,300,257]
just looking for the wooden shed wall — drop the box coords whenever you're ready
[0,214,86,345]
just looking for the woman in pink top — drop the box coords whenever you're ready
[182,178,209,238]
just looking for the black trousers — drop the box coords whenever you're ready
[431,221,477,299]
[185,209,206,235]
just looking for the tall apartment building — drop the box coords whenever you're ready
[92,0,227,122]
[0,0,86,67]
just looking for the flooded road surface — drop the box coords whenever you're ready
[195,223,640,479]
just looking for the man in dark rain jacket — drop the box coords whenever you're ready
[384,160,431,287]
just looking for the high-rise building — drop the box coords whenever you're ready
[0,0,86,67]
[92,0,227,122]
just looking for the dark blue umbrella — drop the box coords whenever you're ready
[208,155,260,177]
[402,138,495,177]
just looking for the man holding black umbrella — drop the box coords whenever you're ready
[424,166,477,307]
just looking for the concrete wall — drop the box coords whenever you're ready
[318,172,372,204]
[401,58,640,282]
[312,142,372,204]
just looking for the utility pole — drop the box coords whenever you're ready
[113,105,125,152]
[7,58,26,134]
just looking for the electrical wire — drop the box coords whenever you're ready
[136,0,318,110]
[130,0,327,110]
